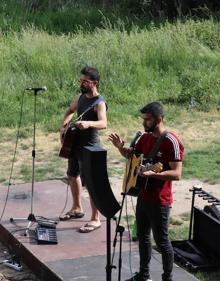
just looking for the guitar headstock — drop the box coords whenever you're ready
[152,162,163,173]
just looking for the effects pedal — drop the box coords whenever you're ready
[37,220,57,229]
[35,225,58,244]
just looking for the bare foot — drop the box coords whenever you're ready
[79,220,101,233]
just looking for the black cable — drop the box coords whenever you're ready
[58,182,70,218]
[125,195,136,280]
[131,196,136,215]
[111,156,131,267]
[10,223,36,235]
[44,176,70,220]
[0,90,26,221]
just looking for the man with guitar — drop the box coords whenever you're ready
[109,102,184,281]
[60,66,107,233]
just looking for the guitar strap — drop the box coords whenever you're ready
[144,130,168,162]
[142,130,167,190]
[125,131,168,195]
[75,95,105,122]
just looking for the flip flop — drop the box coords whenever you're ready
[59,211,85,221]
[79,223,101,233]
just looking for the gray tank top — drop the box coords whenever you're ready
[76,94,107,147]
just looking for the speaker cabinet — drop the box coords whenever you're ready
[82,146,121,218]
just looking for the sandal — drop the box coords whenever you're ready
[79,223,101,233]
[59,211,85,221]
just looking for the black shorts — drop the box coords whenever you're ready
[67,149,83,178]
[67,144,100,180]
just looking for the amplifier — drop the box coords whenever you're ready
[35,226,58,244]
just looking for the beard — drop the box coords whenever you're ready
[80,86,88,94]
[144,122,157,133]
[80,86,93,94]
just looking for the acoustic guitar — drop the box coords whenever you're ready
[122,154,163,195]
[59,95,104,159]
[59,122,79,159]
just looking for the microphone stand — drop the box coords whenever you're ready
[106,216,116,281]
[112,152,134,280]
[112,135,141,281]
[10,89,44,235]
[112,193,127,281]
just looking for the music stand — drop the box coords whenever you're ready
[10,88,46,235]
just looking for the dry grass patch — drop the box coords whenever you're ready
[0,129,66,184]
[0,111,220,185]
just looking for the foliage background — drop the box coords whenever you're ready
[0,2,220,280]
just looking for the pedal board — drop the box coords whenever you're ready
[37,220,57,229]
[35,226,58,245]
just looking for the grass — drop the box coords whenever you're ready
[1,108,220,185]
[0,129,66,184]
[0,0,119,34]
[0,20,220,130]
[195,271,220,281]
[0,6,220,280]
[183,142,220,184]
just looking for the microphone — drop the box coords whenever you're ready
[25,86,47,92]
[130,131,142,148]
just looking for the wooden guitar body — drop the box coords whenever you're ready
[122,154,143,193]
[122,154,163,195]
[59,123,79,159]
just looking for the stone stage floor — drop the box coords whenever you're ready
[0,180,198,281]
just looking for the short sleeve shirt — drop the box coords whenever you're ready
[135,132,184,205]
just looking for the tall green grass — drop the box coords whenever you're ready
[0,20,220,130]
[183,140,220,184]
[0,0,128,34]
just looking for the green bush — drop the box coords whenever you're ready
[0,20,220,129]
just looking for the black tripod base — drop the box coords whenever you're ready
[10,213,37,236]
[27,213,36,222]
[10,213,36,223]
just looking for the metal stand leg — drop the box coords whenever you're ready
[117,225,125,281]
[10,89,46,235]
[189,185,203,240]
[106,217,115,281]
[111,193,129,281]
